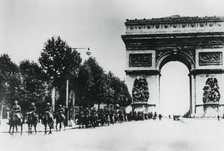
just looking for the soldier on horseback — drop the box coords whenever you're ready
[58,104,64,113]
[44,103,53,119]
[42,103,54,134]
[27,102,38,134]
[12,100,23,122]
[8,100,23,134]
[29,102,38,118]
[55,104,65,131]
[57,104,65,120]
[12,100,21,113]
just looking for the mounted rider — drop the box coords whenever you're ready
[58,104,65,113]
[11,100,23,122]
[57,104,65,120]
[44,103,53,119]
[84,108,90,117]
[29,102,38,118]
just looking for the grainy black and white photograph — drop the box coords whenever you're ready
[1,0,224,151]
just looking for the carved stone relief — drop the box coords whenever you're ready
[129,53,152,67]
[132,77,149,102]
[199,52,223,66]
[203,77,220,103]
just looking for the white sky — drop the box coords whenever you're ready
[160,62,189,115]
[1,0,224,79]
[1,0,224,114]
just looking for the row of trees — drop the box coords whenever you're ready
[0,36,131,115]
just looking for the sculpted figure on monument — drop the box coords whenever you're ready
[132,77,149,102]
[202,77,220,103]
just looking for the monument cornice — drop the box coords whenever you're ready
[190,69,224,75]
[124,15,224,35]
[125,70,160,75]
[122,32,224,50]
[125,15,224,25]
[122,32,224,39]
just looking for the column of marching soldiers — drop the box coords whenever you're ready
[7,100,162,135]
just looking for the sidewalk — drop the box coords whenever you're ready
[0,119,78,133]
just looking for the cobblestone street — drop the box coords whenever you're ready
[1,118,224,151]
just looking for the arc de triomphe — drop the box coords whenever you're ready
[122,15,224,117]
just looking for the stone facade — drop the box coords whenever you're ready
[122,15,224,117]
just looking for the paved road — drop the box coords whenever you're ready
[0,118,224,151]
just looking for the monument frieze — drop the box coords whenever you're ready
[129,53,152,67]
[199,52,223,66]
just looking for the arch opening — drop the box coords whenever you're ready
[160,61,190,116]
[157,51,195,71]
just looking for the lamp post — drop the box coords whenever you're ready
[65,47,91,126]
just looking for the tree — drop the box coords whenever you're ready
[39,36,82,105]
[19,60,47,113]
[117,81,132,107]
[105,71,131,107]
[76,60,132,108]
[0,54,21,107]
[76,57,106,107]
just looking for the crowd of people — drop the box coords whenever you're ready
[7,100,168,135]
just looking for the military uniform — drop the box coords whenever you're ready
[29,104,38,118]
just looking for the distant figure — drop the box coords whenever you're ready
[168,115,171,119]
[217,115,220,121]
[158,114,162,120]
[153,112,157,120]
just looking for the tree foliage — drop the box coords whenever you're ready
[39,36,82,87]
[39,36,82,105]
[0,54,21,106]
[0,36,132,111]
[19,60,47,112]
[77,57,131,107]
[105,72,132,107]
[76,57,105,107]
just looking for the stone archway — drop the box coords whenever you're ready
[122,15,224,117]
[157,50,194,116]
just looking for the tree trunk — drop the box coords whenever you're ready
[0,97,5,125]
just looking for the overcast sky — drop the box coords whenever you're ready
[1,0,224,114]
[1,0,224,79]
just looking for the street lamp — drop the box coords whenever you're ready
[65,47,91,126]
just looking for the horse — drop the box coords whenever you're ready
[77,113,85,128]
[98,112,110,126]
[8,111,24,135]
[89,112,98,128]
[109,112,114,124]
[41,111,54,134]
[26,112,38,134]
[55,112,65,131]
[83,112,91,128]
[118,112,124,123]
[77,110,92,128]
